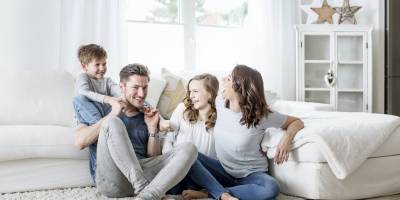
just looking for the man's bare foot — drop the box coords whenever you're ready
[221,192,239,200]
[182,189,208,200]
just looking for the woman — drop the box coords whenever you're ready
[197,65,304,200]
[163,74,238,200]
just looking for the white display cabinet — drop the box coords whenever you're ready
[295,25,372,112]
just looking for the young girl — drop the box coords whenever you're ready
[163,73,218,158]
[196,65,304,200]
[163,74,234,200]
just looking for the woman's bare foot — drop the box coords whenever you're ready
[182,189,208,200]
[161,195,176,200]
[221,192,239,200]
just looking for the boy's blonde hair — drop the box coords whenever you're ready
[77,44,107,65]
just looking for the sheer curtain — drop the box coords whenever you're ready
[243,0,299,100]
[59,0,122,80]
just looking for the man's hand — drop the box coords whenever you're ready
[144,107,160,133]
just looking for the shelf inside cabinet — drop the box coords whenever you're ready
[337,89,364,92]
[305,88,330,91]
[338,61,363,65]
[304,60,331,64]
[305,90,330,104]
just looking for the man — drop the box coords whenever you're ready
[73,63,197,200]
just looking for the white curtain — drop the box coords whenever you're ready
[59,0,122,80]
[243,0,299,100]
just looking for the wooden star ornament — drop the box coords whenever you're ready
[311,0,336,24]
[334,0,362,24]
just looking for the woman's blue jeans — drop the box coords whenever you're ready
[197,153,280,200]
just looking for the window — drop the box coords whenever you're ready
[195,0,247,27]
[123,0,248,73]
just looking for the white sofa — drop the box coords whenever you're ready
[0,70,333,194]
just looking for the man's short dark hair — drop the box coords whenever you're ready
[119,63,150,83]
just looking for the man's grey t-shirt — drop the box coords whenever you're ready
[213,96,287,178]
[87,112,149,181]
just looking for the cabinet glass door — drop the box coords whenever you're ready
[337,92,363,112]
[304,63,331,104]
[336,34,365,112]
[305,63,330,88]
[304,35,330,60]
[305,91,330,104]
[337,35,363,62]
[336,64,363,90]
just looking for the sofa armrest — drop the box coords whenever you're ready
[271,100,334,115]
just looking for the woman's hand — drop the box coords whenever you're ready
[274,134,291,165]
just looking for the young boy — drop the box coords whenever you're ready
[73,44,121,126]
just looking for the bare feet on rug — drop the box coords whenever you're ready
[182,189,208,200]
[221,192,239,200]
[161,196,176,200]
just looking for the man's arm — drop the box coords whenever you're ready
[74,116,108,150]
[144,107,162,156]
[74,101,123,150]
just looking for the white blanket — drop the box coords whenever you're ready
[262,111,400,179]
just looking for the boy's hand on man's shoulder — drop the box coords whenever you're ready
[105,96,123,117]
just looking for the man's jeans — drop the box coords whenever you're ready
[197,153,280,200]
[96,117,197,200]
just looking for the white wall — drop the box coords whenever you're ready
[351,0,385,113]
[0,0,60,70]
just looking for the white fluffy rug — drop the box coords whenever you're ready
[1,187,399,200]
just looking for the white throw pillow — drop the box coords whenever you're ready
[265,90,278,107]
[146,74,167,108]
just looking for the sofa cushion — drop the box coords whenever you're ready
[157,68,186,119]
[146,74,167,108]
[0,126,88,161]
[0,70,75,126]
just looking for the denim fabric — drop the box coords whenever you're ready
[73,95,111,180]
[197,153,280,200]
[168,158,228,199]
[73,95,111,126]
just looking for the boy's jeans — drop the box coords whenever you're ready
[95,117,198,200]
[73,95,111,126]
[73,95,111,180]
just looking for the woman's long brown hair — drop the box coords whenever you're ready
[229,65,271,128]
[183,73,219,131]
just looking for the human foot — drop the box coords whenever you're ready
[161,195,177,200]
[221,192,239,200]
[182,189,208,200]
